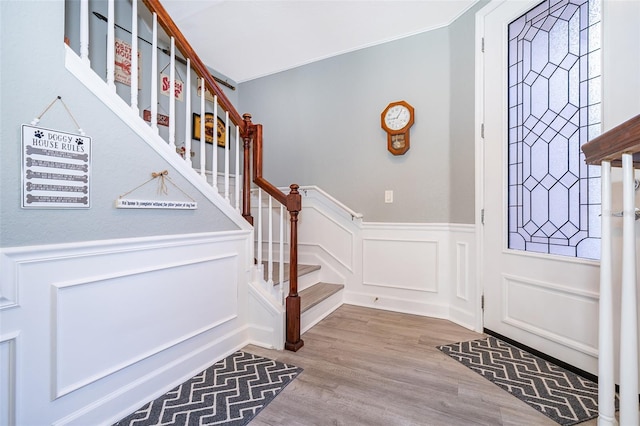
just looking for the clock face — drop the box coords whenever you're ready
[384,105,411,131]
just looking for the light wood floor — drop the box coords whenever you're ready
[245,304,599,426]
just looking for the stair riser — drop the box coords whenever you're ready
[300,290,343,334]
[277,269,322,294]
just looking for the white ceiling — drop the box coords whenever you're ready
[160,0,479,83]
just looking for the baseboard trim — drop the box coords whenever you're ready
[482,328,598,384]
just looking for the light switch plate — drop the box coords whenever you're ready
[385,190,393,203]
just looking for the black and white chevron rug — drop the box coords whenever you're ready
[438,336,606,425]
[114,351,302,426]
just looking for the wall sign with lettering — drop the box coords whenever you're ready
[22,125,91,208]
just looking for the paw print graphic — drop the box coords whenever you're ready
[34,130,44,138]
[75,137,84,145]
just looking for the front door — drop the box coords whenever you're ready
[479,0,601,374]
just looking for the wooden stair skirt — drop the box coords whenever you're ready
[263,262,344,334]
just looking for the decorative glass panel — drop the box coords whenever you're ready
[508,0,601,259]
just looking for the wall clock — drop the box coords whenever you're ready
[381,100,414,155]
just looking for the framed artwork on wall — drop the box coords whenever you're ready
[192,113,226,147]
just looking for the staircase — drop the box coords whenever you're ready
[64,0,344,352]
[263,262,344,333]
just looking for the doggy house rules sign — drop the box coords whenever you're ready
[22,125,91,208]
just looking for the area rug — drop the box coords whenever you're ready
[438,336,607,425]
[114,351,302,426]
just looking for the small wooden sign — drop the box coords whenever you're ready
[115,199,197,209]
[143,109,170,127]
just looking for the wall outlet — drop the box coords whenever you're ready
[384,190,393,203]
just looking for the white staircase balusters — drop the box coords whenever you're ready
[168,37,176,150]
[106,0,115,90]
[235,125,240,211]
[257,189,264,288]
[279,204,285,303]
[130,0,138,113]
[150,12,158,133]
[267,195,274,286]
[199,78,206,178]
[224,111,230,202]
[212,96,219,189]
[619,153,639,426]
[184,59,191,164]
[69,0,245,205]
[80,0,89,64]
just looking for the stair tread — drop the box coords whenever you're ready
[300,282,344,313]
[262,262,320,285]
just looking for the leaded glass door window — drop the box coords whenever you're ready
[508,0,601,259]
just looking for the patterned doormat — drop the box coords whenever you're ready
[438,336,609,425]
[114,351,302,426]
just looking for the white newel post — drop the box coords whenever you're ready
[598,160,617,426]
[619,153,639,426]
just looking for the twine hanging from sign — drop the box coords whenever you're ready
[118,170,196,202]
[31,96,86,136]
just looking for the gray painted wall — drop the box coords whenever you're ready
[448,4,483,224]
[239,4,486,224]
[1,0,238,248]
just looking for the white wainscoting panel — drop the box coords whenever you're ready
[456,242,469,301]
[0,231,254,426]
[0,253,18,309]
[299,206,355,271]
[52,254,238,398]
[502,274,599,356]
[448,225,478,330]
[0,333,17,426]
[293,189,479,331]
[362,238,438,292]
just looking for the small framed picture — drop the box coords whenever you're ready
[192,113,226,147]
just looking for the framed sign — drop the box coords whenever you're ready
[22,125,91,208]
[192,113,226,147]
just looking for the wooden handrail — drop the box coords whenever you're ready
[141,0,246,134]
[582,114,640,166]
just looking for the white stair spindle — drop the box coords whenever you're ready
[257,188,263,268]
[184,59,191,164]
[130,0,138,112]
[199,78,205,178]
[168,37,176,149]
[279,204,285,303]
[150,13,158,133]
[106,0,115,89]
[267,195,273,285]
[235,125,240,211]
[598,160,617,426]
[619,153,638,426]
[212,96,219,190]
[224,111,230,202]
[80,0,90,64]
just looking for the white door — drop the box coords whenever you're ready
[479,0,601,375]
